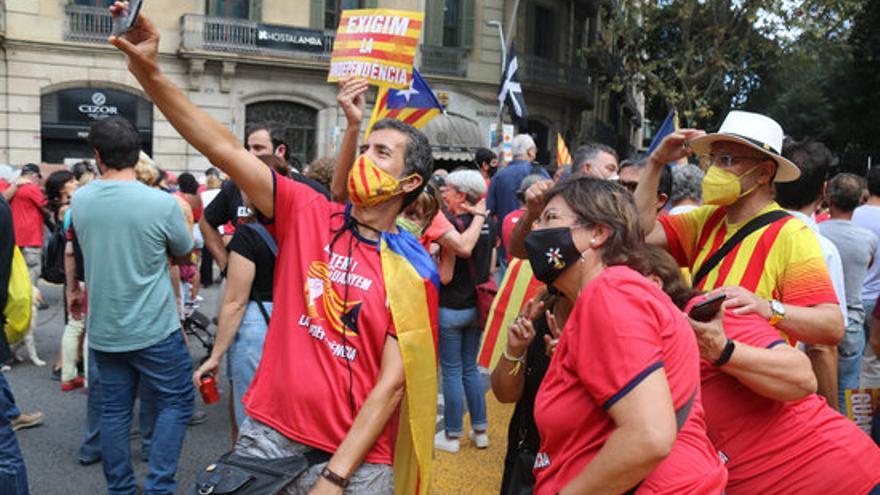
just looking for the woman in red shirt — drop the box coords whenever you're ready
[523,177,726,495]
[644,246,880,495]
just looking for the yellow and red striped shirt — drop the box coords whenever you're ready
[659,202,838,310]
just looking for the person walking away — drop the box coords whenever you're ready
[820,173,878,411]
[69,116,194,494]
[2,164,48,288]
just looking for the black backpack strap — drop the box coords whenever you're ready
[243,223,276,325]
[691,210,790,288]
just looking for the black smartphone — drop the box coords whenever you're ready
[688,293,726,322]
[111,0,144,37]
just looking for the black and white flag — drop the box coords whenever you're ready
[498,44,528,129]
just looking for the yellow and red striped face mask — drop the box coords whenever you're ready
[347,154,418,207]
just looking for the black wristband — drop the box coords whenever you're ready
[713,339,736,367]
[320,467,350,488]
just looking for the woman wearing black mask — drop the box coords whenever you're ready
[523,177,726,495]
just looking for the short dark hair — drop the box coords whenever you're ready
[827,173,865,213]
[777,138,834,210]
[371,118,433,209]
[572,143,618,170]
[475,148,496,167]
[88,116,140,170]
[205,167,221,178]
[246,121,290,162]
[71,161,97,182]
[45,170,74,213]
[545,176,643,267]
[868,166,880,198]
[177,173,199,194]
[658,164,673,206]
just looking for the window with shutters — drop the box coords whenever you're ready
[531,5,557,60]
[245,102,318,166]
[324,0,365,30]
[442,0,460,47]
[206,0,254,20]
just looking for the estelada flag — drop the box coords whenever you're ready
[556,133,572,166]
[379,229,439,495]
[365,68,443,138]
[478,258,544,369]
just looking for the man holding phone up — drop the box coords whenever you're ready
[633,111,845,408]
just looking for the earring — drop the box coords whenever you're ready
[590,238,596,245]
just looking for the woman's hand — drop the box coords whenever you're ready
[544,309,562,357]
[508,297,543,356]
[687,312,729,363]
[461,198,488,217]
[192,357,220,389]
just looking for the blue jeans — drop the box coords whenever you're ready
[839,318,866,413]
[0,373,28,495]
[227,301,271,427]
[438,306,487,437]
[93,330,195,495]
[81,349,157,464]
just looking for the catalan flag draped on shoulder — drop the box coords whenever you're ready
[478,258,544,369]
[366,68,443,137]
[379,229,439,495]
[556,133,572,166]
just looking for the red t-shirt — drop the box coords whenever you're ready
[10,182,47,247]
[501,209,525,262]
[420,211,453,251]
[534,266,726,495]
[0,179,9,192]
[243,174,399,464]
[690,298,880,495]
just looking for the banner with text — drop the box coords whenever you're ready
[327,9,423,89]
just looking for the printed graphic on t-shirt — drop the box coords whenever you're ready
[297,245,379,362]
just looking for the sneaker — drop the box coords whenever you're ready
[11,411,44,431]
[434,431,460,453]
[78,455,101,466]
[469,430,490,449]
[61,376,85,392]
[188,409,208,426]
[51,367,61,381]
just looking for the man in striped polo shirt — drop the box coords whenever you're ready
[634,111,844,407]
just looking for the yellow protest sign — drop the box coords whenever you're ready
[327,9,424,89]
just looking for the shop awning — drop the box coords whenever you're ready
[421,112,484,162]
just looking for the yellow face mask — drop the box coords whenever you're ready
[347,154,417,207]
[702,165,760,206]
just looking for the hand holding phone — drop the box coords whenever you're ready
[688,293,726,322]
[111,0,144,37]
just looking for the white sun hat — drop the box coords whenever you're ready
[689,110,800,183]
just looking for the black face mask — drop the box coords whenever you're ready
[524,227,584,286]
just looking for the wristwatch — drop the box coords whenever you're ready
[768,299,785,326]
[320,467,350,488]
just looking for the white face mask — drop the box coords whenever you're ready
[607,174,620,182]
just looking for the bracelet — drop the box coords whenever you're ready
[713,339,736,367]
[320,466,350,488]
[502,348,525,376]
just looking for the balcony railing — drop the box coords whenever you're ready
[420,45,469,78]
[64,4,113,44]
[180,14,334,63]
[518,55,592,102]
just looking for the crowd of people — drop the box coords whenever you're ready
[2,4,880,495]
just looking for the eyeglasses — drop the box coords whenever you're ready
[698,153,768,170]
[534,210,583,227]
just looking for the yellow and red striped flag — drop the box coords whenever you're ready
[478,258,544,369]
[556,133,572,166]
[365,68,443,138]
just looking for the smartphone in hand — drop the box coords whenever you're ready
[111,0,144,37]
[688,293,726,323]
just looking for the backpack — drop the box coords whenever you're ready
[4,246,33,345]
[41,221,66,284]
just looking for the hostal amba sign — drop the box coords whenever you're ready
[255,24,325,53]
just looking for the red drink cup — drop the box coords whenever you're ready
[199,374,220,405]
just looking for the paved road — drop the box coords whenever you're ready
[4,282,229,495]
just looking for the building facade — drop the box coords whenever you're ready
[0,0,642,172]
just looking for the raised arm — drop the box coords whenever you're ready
[634,129,704,247]
[330,78,369,203]
[508,180,553,259]
[108,4,272,216]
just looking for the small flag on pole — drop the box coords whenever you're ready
[366,68,443,137]
[498,44,528,130]
[556,133,572,166]
[647,109,679,154]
